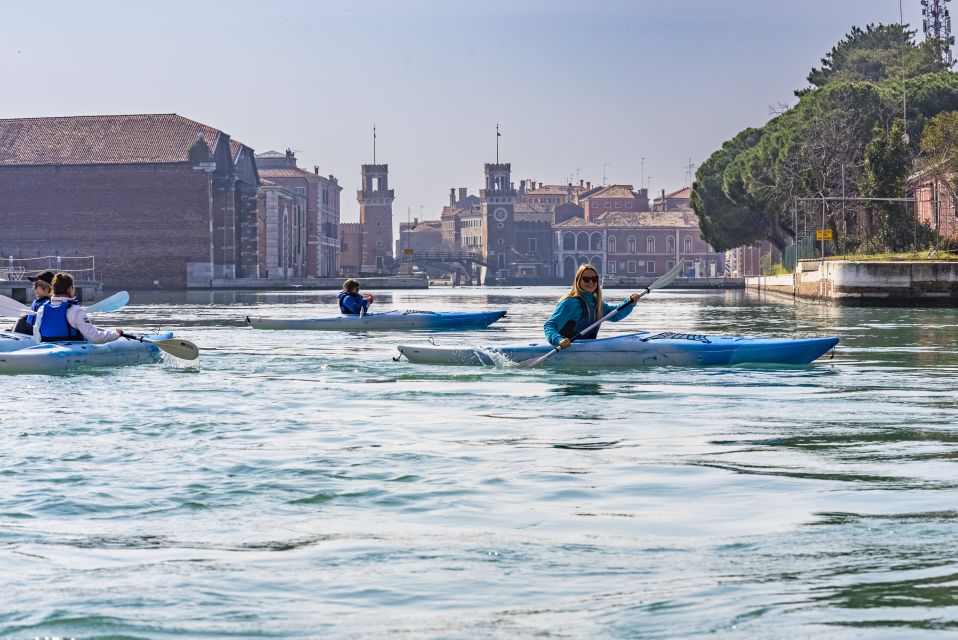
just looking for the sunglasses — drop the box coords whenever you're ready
[579,275,599,284]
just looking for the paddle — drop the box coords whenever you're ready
[516,260,686,369]
[0,290,129,317]
[121,333,200,361]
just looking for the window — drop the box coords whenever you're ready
[376,256,384,269]
[528,237,537,253]
[608,236,616,253]
[497,238,504,245]
[615,201,621,209]
[628,236,636,253]
[577,232,589,251]
[591,233,602,250]
[627,260,637,273]
[647,236,655,253]
[667,260,675,271]
[646,260,656,274]
[608,261,616,275]
[498,253,505,267]
[667,236,675,254]
[684,236,693,253]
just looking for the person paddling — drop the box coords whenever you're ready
[33,272,124,344]
[11,270,54,335]
[338,279,375,315]
[543,264,642,349]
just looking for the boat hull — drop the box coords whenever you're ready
[397,331,840,368]
[247,309,507,331]
[0,332,170,374]
[0,330,37,353]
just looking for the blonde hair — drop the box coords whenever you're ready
[560,263,602,310]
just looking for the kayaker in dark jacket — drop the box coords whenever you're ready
[12,270,55,335]
[338,278,375,315]
[543,264,641,348]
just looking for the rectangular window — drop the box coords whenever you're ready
[667,260,675,271]
[498,253,505,267]
[376,256,384,269]
[295,187,306,196]
[528,237,537,253]
[646,260,656,274]
[628,260,637,273]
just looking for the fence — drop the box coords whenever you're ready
[0,255,97,282]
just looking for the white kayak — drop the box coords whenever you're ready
[0,330,37,353]
[396,331,840,368]
[0,332,172,374]
[246,309,507,331]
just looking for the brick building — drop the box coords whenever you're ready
[652,187,692,211]
[910,172,958,239]
[578,184,650,222]
[255,150,341,278]
[0,113,259,288]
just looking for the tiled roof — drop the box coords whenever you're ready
[0,113,228,166]
[655,186,692,201]
[258,167,317,179]
[514,202,551,213]
[256,150,286,159]
[595,210,699,228]
[554,218,603,228]
[580,185,638,200]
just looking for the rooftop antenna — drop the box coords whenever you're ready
[922,0,955,65]
[603,163,611,186]
[684,158,696,186]
[373,125,377,164]
[640,157,646,189]
[901,0,910,144]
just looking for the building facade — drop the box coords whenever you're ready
[256,179,308,278]
[0,113,259,288]
[255,150,342,278]
[357,164,395,273]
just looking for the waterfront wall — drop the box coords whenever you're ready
[746,260,958,306]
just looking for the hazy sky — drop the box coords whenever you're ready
[1,0,927,226]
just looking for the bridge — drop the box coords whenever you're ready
[395,251,487,285]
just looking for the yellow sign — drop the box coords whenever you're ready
[403,248,415,255]
[816,229,833,241]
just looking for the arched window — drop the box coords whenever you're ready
[563,256,576,277]
[608,236,616,253]
[577,255,590,266]
[591,233,602,251]
[577,232,589,251]
[667,236,675,254]
[647,236,656,253]
[592,256,603,274]
[628,236,636,253]
[684,236,693,253]
[563,233,575,250]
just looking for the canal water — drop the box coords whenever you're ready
[1,287,956,638]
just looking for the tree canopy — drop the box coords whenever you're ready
[693,23,957,253]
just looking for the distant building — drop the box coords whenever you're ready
[396,218,443,257]
[577,184,651,222]
[256,179,308,278]
[652,187,692,211]
[909,171,958,239]
[725,241,781,277]
[479,163,519,284]
[0,113,259,288]
[256,149,342,278]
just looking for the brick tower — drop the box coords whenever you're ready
[357,164,394,273]
[480,163,517,285]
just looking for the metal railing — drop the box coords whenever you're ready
[0,255,97,282]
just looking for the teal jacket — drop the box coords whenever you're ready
[543,292,635,346]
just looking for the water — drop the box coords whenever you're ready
[1,287,956,639]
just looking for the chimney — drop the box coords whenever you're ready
[662,189,666,200]
[314,166,319,175]
[579,179,584,187]
[520,179,526,194]
[450,188,456,206]
[586,181,592,190]
[538,182,543,189]
[285,148,293,159]
[459,187,467,202]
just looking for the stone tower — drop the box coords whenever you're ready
[356,164,394,273]
[480,163,518,285]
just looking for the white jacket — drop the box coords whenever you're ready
[34,295,122,344]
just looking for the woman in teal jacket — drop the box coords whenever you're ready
[543,264,642,348]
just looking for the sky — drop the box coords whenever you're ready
[0,0,929,229]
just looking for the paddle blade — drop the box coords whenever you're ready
[88,291,129,314]
[648,259,686,292]
[151,337,200,361]
[0,294,31,317]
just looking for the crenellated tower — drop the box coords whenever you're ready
[356,164,394,273]
[480,162,518,285]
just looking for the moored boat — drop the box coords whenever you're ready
[396,331,839,368]
[0,331,172,374]
[246,309,507,331]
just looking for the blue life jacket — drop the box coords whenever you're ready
[25,297,49,328]
[38,299,84,342]
[12,297,50,335]
[560,296,599,341]
[338,290,368,315]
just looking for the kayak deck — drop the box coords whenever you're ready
[0,332,171,374]
[397,331,840,368]
[246,309,507,331]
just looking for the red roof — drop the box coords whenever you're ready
[0,113,230,166]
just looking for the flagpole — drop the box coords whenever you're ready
[496,123,500,163]
[373,125,376,164]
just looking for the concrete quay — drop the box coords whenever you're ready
[605,276,744,289]
[746,260,958,306]
[197,275,429,290]
[0,280,100,303]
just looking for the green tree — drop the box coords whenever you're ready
[860,119,915,250]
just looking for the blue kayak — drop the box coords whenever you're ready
[246,309,507,331]
[397,331,839,368]
[0,332,170,374]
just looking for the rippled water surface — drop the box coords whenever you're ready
[1,287,957,639]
